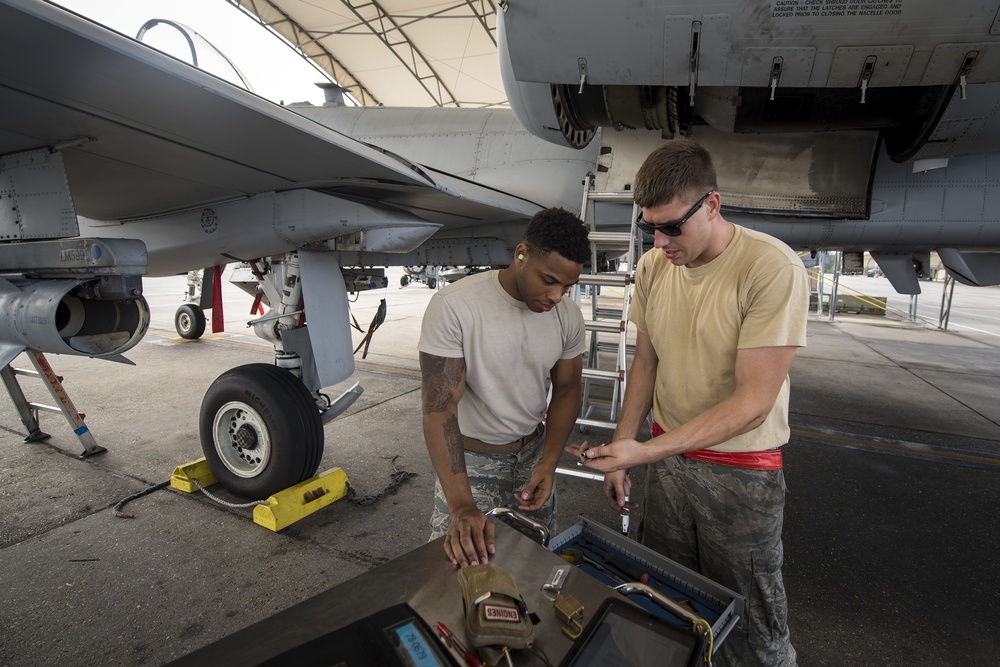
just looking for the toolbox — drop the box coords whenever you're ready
[547,516,744,653]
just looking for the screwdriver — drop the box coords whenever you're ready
[579,538,660,586]
[436,621,483,667]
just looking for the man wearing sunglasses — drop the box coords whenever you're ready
[420,208,589,568]
[575,140,808,666]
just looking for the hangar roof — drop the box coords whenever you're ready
[229,0,506,108]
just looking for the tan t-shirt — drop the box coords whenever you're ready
[630,225,809,452]
[419,270,585,444]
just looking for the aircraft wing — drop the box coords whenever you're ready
[0,0,540,225]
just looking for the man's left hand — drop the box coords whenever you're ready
[515,468,554,511]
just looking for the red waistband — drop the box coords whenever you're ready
[651,422,783,470]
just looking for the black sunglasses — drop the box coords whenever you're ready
[635,191,713,237]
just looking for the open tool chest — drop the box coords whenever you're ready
[548,516,744,652]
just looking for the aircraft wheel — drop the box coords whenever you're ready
[175,304,206,339]
[427,277,437,289]
[400,275,409,287]
[200,363,323,498]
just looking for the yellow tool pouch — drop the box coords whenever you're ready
[457,563,534,649]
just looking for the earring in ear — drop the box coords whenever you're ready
[517,253,525,260]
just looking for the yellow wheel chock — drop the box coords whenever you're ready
[169,457,349,531]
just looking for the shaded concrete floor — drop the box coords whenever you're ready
[1,275,998,666]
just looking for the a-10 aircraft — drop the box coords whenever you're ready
[495,0,1000,293]
[1,0,998,498]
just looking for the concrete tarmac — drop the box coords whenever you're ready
[1,268,998,666]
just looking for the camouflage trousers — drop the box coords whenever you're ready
[429,429,555,540]
[638,455,798,667]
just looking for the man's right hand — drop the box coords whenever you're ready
[603,469,638,515]
[444,504,496,567]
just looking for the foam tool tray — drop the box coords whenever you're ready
[548,516,745,649]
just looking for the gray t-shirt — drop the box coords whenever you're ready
[418,270,585,444]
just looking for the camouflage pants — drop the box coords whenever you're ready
[429,429,555,540]
[638,455,798,667]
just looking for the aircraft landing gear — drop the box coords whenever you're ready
[200,363,323,498]
[175,303,206,339]
[175,268,217,339]
[400,265,438,289]
[197,253,340,499]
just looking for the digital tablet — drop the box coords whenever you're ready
[558,597,706,667]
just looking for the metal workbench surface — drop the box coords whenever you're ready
[169,521,622,666]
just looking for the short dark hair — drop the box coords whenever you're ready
[524,207,590,264]
[633,139,718,209]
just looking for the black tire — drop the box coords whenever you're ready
[175,304,206,339]
[199,364,323,498]
[427,277,437,289]
[400,275,409,287]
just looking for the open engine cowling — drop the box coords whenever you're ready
[0,278,149,362]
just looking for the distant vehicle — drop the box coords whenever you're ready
[440,266,491,284]
[399,266,488,288]
[399,266,440,289]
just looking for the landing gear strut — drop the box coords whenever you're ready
[197,253,331,498]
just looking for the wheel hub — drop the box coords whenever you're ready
[212,402,270,478]
[233,423,258,450]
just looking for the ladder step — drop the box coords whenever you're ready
[28,402,63,415]
[594,341,629,355]
[582,368,622,382]
[587,191,636,204]
[575,417,618,431]
[578,274,631,287]
[588,231,633,246]
[594,307,624,320]
[585,320,624,334]
[593,342,636,355]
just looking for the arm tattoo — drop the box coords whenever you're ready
[420,353,466,414]
[444,415,466,474]
[420,353,468,474]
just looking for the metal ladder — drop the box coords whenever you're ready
[1,351,106,457]
[575,175,643,433]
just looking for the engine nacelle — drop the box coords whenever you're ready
[496,1,998,160]
[0,278,149,359]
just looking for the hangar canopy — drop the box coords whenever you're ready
[229,0,506,108]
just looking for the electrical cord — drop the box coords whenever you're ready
[693,617,715,665]
[112,480,170,518]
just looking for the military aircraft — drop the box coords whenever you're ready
[495,0,1000,294]
[3,0,999,499]
[0,0,598,497]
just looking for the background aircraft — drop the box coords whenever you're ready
[3,0,999,499]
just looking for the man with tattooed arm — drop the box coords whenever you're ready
[419,208,590,567]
